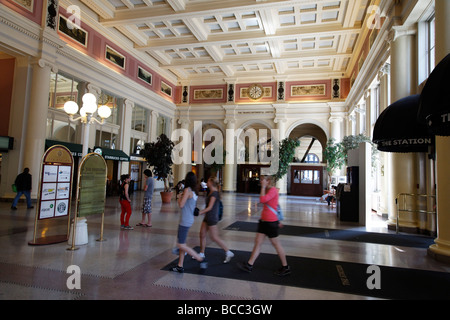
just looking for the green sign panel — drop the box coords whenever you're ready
[78,153,107,217]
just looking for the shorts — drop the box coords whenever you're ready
[142,197,152,214]
[177,225,190,244]
[257,220,279,238]
[203,211,219,226]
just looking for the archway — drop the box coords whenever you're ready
[236,121,273,193]
[287,123,328,196]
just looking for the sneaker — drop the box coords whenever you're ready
[274,265,291,276]
[171,265,184,273]
[120,224,125,229]
[223,250,234,263]
[193,252,206,260]
[238,262,253,273]
[11,206,17,210]
[199,258,208,270]
[123,225,134,230]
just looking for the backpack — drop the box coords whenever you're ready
[218,200,223,221]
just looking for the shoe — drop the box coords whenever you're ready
[238,262,253,273]
[120,225,125,229]
[192,252,205,260]
[199,258,208,270]
[11,206,17,210]
[27,206,34,209]
[171,265,184,273]
[274,265,291,276]
[223,250,234,263]
[123,225,134,230]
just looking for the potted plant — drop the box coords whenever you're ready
[142,134,174,203]
[323,138,346,186]
[275,137,300,182]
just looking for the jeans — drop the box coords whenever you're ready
[12,190,32,208]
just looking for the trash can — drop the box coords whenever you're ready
[68,217,88,245]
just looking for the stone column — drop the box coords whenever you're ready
[23,59,53,198]
[428,0,450,262]
[386,26,420,231]
[223,119,236,192]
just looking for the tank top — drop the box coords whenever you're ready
[119,182,128,201]
[180,188,198,227]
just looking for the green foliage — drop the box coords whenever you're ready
[142,134,174,190]
[323,138,345,175]
[323,134,378,176]
[275,138,300,181]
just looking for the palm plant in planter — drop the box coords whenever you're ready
[142,134,174,203]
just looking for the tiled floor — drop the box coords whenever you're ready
[0,191,449,300]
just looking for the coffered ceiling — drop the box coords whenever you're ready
[81,0,372,84]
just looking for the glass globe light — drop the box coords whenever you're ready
[97,105,112,119]
[79,106,87,117]
[82,93,97,105]
[82,101,97,114]
[63,101,79,115]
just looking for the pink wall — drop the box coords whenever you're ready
[0,58,15,136]
[57,7,176,104]
[1,0,44,26]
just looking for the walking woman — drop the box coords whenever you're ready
[119,174,133,230]
[171,172,207,273]
[239,175,290,276]
[198,177,234,263]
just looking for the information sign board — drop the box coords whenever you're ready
[29,145,74,245]
[78,153,107,217]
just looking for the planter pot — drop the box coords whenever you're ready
[160,191,173,203]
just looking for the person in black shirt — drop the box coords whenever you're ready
[11,168,33,210]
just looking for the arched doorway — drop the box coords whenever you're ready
[236,121,273,193]
[288,123,328,196]
[194,122,225,185]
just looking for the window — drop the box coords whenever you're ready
[293,169,320,184]
[305,153,319,163]
[96,130,117,149]
[130,137,145,155]
[47,72,80,143]
[99,91,121,125]
[157,115,168,136]
[48,72,79,110]
[418,12,436,84]
[427,15,435,76]
[132,105,148,132]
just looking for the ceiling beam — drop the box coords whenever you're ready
[100,0,336,27]
[136,24,360,51]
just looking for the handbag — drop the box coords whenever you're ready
[265,203,284,221]
[11,184,17,193]
[193,207,199,216]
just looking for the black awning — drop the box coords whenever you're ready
[373,95,434,153]
[418,53,450,136]
[46,139,83,157]
[92,147,130,162]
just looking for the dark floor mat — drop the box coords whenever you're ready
[162,247,450,300]
[224,221,435,248]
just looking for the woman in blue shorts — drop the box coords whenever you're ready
[171,172,207,273]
